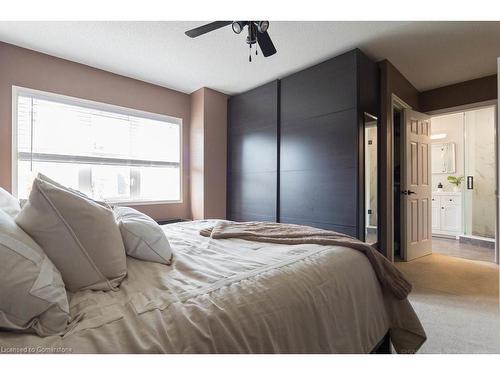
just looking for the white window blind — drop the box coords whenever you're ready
[14,89,182,203]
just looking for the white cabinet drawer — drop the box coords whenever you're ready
[441,205,461,232]
[431,193,462,237]
[441,195,460,206]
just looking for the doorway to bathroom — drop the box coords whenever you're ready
[430,104,497,263]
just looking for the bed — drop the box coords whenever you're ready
[0,220,426,353]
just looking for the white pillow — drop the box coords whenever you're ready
[16,178,127,292]
[0,187,21,218]
[0,209,70,336]
[113,206,173,265]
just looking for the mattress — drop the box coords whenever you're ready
[0,220,425,353]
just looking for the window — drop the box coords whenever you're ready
[13,87,182,204]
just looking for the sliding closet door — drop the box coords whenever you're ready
[227,80,279,222]
[280,51,359,236]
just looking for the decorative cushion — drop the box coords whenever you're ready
[0,187,21,218]
[16,178,127,292]
[0,209,70,336]
[114,206,173,264]
[36,173,110,208]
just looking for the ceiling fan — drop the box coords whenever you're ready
[185,21,277,62]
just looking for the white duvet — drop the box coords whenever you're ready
[0,220,425,353]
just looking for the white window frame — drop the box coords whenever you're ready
[11,85,183,206]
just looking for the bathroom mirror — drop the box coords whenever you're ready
[364,113,378,245]
[432,143,456,174]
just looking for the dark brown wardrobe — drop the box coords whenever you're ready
[227,49,379,240]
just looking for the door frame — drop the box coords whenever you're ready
[390,95,412,261]
[427,99,498,264]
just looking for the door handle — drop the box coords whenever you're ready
[401,190,417,195]
[467,176,474,190]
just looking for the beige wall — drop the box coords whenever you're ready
[190,88,205,219]
[203,88,228,219]
[0,41,192,221]
[189,88,228,220]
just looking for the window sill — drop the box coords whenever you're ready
[110,200,183,206]
[20,198,182,207]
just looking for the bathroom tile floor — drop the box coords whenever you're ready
[432,236,496,263]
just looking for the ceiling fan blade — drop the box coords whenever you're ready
[185,21,232,38]
[257,31,277,57]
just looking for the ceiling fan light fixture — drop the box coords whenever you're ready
[232,21,244,34]
[184,21,276,61]
[256,21,269,33]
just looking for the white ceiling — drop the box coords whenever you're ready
[0,21,499,94]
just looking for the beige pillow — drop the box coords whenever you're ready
[16,178,127,292]
[0,209,70,336]
[0,187,21,218]
[114,206,173,264]
[36,173,110,208]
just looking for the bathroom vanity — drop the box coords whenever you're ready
[431,191,462,238]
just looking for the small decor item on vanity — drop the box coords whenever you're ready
[447,175,464,192]
[437,182,443,192]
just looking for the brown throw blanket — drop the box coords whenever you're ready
[200,221,411,300]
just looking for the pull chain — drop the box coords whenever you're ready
[249,43,252,62]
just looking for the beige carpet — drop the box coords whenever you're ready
[396,253,500,353]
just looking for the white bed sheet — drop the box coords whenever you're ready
[0,220,425,353]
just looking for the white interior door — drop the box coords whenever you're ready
[402,109,432,261]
